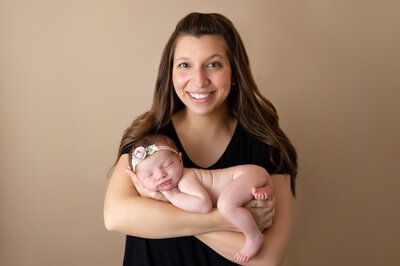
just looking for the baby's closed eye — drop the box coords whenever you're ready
[163,161,173,168]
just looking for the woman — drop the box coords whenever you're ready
[104,12,297,266]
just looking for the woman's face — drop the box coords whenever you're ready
[172,34,232,117]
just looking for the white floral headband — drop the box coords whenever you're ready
[131,144,179,171]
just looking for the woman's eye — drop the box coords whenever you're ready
[208,62,221,68]
[178,63,188,68]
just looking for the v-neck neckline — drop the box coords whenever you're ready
[168,120,240,169]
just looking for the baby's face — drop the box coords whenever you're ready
[135,150,183,191]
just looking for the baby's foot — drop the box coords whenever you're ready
[233,233,264,263]
[234,252,250,264]
[252,187,269,200]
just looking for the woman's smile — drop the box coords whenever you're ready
[188,91,215,101]
[172,34,232,116]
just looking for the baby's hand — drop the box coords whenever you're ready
[125,167,168,202]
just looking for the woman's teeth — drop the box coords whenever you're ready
[189,92,212,99]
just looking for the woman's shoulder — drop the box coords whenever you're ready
[232,122,272,152]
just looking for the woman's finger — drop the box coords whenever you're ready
[125,167,169,202]
[246,195,276,231]
[125,167,147,190]
[125,168,147,195]
[244,198,273,209]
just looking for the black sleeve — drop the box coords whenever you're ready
[252,141,288,175]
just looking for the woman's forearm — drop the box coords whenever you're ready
[105,196,227,238]
[196,222,289,266]
[104,155,233,238]
[196,231,244,264]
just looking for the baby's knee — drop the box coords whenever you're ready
[217,197,234,215]
[253,166,272,185]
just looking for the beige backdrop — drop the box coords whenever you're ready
[1,0,399,265]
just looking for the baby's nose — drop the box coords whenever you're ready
[156,169,167,180]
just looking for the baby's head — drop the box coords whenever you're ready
[129,134,183,191]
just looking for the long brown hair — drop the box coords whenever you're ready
[115,12,298,195]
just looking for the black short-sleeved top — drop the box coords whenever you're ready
[121,121,279,266]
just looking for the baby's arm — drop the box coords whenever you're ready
[161,169,212,213]
[104,155,236,239]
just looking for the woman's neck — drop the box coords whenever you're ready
[171,107,238,168]
[172,107,236,135]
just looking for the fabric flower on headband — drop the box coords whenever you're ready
[131,144,178,171]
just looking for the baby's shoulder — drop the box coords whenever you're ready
[184,168,206,178]
[184,168,213,182]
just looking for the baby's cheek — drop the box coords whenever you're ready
[140,180,154,190]
[149,182,158,191]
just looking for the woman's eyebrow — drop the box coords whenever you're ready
[174,54,224,63]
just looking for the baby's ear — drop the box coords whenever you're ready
[178,152,183,161]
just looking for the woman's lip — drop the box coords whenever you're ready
[187,91,214,102]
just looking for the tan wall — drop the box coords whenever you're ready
[1,1,399,265]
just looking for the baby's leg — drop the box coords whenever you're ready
[217,178,264,264]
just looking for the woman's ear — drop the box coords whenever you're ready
[231,76,237,86]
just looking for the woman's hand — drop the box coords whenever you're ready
[244,195,276,232]
[124,166,169,202]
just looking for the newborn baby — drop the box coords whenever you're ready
[129,134,273,263]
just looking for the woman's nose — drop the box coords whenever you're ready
[191,68,209,88]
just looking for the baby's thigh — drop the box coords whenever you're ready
[217,178,255,209]
[235,166,270,188]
